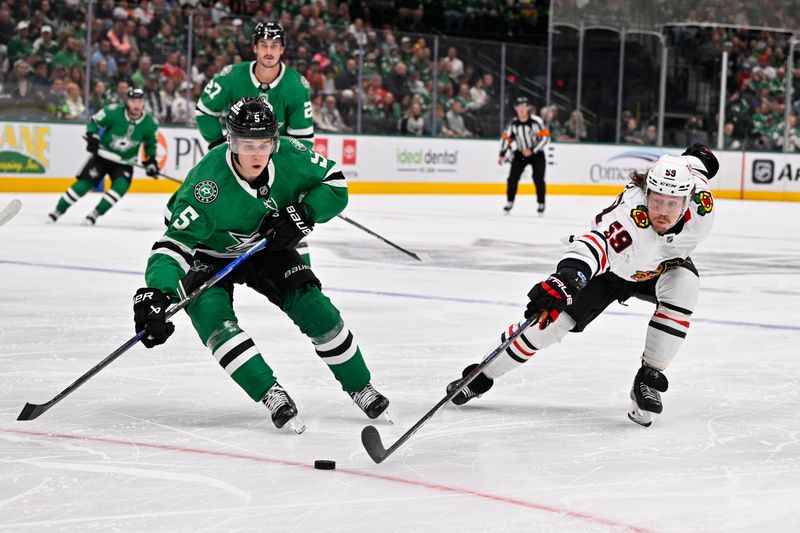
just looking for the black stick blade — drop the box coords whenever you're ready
[17,402,50,421]
[361,425,388,463]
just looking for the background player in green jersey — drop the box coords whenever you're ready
[196,21,316,263]
[195,22,314,151]
[133,98,389,433]
[47,87,160,226]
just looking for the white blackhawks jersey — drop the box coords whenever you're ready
[562,156,715,283]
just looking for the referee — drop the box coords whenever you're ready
[499,96,550,214]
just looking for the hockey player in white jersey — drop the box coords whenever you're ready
[446,143,719,427]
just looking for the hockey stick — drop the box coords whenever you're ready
[336,214,427,262]
[98,147,183,184]
[82,136,183,184]
[0,199,22,226]
[361,313,542,463]
[17,237,268,421]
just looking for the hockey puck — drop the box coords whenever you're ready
[314,460,336,470]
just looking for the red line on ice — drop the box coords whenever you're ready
[2,428,656,533]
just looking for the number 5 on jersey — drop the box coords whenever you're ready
[173,206,199,229]
[310,152,328,168]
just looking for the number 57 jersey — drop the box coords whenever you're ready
[561,159,715,283]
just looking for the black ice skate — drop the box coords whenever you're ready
[350,383,391,422]
[447,363,494,405]
[46,211,61,224]
[503,201,513,214]
[537,202,545,215]
[628,362,669,427]
[262,382,305,434]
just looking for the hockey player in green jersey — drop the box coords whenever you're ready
[195,22,314,151]
[47,87,160,226]
[133,98,389,433]
[197,22,315,263]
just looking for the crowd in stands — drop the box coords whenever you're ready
[608,25,800,151]
[0,0,513,140]
[2,0,800,151]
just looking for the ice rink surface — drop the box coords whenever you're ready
[1,191,799,532]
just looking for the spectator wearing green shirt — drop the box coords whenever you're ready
[131,55,152,89]
[8,21,34,64]
[52,38,83,69]
[33,25,59,62]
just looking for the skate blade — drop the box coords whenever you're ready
[380,410,394,425]
[627,401,654,427]
[286,415,306,434]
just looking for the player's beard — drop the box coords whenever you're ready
[127,106,143,120]
[652,214,678,234]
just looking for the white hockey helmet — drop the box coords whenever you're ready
[646,155,694,197]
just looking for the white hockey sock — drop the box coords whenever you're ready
[484,313,575,380]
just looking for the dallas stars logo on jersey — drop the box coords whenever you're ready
[194,180,219,203]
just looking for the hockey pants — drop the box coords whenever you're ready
[483,261,700,380]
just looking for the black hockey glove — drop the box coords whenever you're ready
[133,288,175,348]
[525,270,584,329]
[208,136,226,150]
[143,157,159,178]
[177,260,216,300]
[86,134,100,154]
[258,203,315,251]
[682,143,719,180]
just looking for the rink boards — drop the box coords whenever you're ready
[1,120,799,201]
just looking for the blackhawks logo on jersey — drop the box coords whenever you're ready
[693,191,713,216]
[630,204,650,228]
[194,180,219,203]
[630,257,685,282]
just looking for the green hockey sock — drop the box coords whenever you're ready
[206,320,276,402]
[55,179,93,214]
[283,285,370,392]
[95,177,131,216]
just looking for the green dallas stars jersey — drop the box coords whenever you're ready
[145,136,346,298]
[87,103,158,164]
[196,61,314,147]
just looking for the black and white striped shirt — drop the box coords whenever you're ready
[499,115,549,156]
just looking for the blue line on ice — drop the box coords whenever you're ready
[2,259,793,332]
